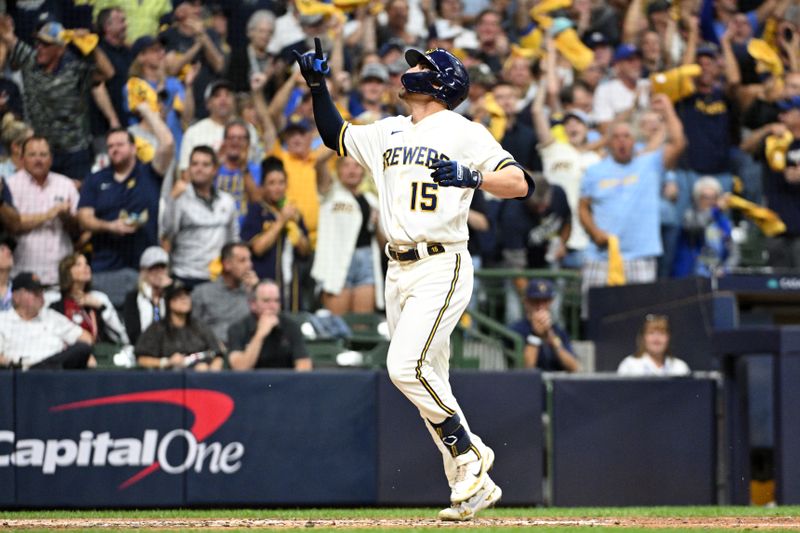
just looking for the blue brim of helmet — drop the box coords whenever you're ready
[405,49,435,69]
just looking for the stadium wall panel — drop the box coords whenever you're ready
[12,371,186,507]
[0,371,730,508]
[775,354,800,504]
[184,371,378,506]
[376,370,544,506]
[0,373,13,505]
[551,378,717,506]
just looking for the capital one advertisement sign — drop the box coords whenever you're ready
[1,389,244,486]
[0,372,377,507]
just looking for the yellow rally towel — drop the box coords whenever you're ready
[606,235,626,286]
[333,0,382,14]
[134,136,155,163]
[286,220,302,247]
[765,130,794,171]
[762,18,779,52]
[510,43,539,60]
[127,77,159,114]
[727,194,786,237]
[549,111,569,143]
[295,0,337,16]
[294,0,347,25]
[747,38,784,78]
[451,47,469,61]
[732,175,744,195]
[60,30,99,56]
[481,92,507,142]
[650,64,701,102]
[530,0,572,18]
[555,28,594,72]
[208,256,223,281]
[519,24,543,54]
[333,0,370,8]
[533,14,553,30]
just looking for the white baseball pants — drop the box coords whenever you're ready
[384,245,487,486]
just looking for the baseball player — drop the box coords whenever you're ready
[295,40,532,520]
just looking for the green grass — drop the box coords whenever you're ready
[2,505,800,519]
[2,507,799,532]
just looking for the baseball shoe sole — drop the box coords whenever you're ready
[439,478,502,522]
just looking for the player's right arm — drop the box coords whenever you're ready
[294,39,347,156]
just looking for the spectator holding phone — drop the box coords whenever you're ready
[134,280,224,371]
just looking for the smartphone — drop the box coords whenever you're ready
[784,27,795,41]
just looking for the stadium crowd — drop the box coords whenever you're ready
[0,0,797,372]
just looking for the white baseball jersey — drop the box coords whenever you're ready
[338,110,518,246]
[540,141,601,251]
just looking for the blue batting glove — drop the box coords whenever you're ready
[429,159,483,189]
[292,37,330,89]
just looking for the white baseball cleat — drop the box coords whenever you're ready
[450,445,495,503]
[438,477,502,521]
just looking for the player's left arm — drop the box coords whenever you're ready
[476,164,530,199]
[429,124,533,199]
[429,159,532,199]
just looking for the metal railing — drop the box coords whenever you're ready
[474,268,583,340]
[450,310,525,369]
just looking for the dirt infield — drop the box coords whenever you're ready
[4,516,800,529]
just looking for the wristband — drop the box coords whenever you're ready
[159,358,168,369]
[473,170,483,189]
[526,335,542,347]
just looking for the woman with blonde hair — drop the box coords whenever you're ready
[0,113,32,178]
[617,314,690,376]
[312,156,383,315]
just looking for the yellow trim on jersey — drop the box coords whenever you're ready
[493,158,515,172]
[337,122,350,157]
[468,444,482,459]
[415,253,461,417]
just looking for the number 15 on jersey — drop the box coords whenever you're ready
[410,181,438,212]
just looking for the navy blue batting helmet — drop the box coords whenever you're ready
[401,48,469,110]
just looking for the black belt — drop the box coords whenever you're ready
[388,243,446,262]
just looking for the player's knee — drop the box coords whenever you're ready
[386,356,415,387]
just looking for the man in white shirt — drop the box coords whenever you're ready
[177,80,258,177]
[0,272,94,369]
[592,44,650,129]
[533,76,602,268]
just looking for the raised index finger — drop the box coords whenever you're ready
[314,37,323,59]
